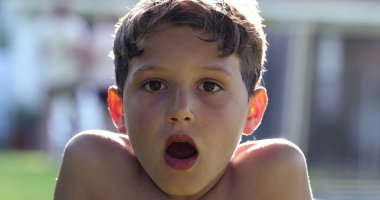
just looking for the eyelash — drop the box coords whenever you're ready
[142,79,167,91]
[198,80,223,93]
[141,79,223,93]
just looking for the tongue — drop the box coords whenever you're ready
[166,142,197,159]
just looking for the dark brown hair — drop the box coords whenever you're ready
[112,0,267,96]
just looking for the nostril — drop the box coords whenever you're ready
[168,117,192,123]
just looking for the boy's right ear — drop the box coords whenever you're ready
[107,86,127,133]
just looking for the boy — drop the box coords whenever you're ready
[54,0,313,199]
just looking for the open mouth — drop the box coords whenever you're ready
[164,135,198,170]
[166,141,198,159]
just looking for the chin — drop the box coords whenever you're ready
[164,190,204,200]
[155,178,204,199]
[162,183,199,197]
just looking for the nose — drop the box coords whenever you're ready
[167,87,195,124]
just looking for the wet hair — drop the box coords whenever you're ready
[112,0,267,96]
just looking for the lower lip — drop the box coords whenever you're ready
[164,153,198,170]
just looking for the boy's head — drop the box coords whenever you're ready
[112,0,267,97]
[107,0,268,198]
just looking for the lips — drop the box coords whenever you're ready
[164,134,198,170]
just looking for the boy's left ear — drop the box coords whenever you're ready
[243,87,268,135]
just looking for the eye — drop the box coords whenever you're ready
[143,80,167,91]
[199,81,223,93]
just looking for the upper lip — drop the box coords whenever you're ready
[165,134,197,151]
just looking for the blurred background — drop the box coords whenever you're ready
[0,0,379,199]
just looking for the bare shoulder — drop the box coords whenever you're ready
[59,130,136,171]
[231,138,313,200]
[234,138,306,166]
[54,130,141,200]
[62,130,133,160]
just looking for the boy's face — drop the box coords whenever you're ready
[122,24,252,198]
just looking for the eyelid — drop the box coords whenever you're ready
[198,80,224,92]
[142,79,167,91]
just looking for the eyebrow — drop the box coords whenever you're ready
[132,65,163,76]
[199,66,233,77]
[132,65,233,77]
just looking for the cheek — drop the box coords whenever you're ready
[124,94,167,162]
[199,95,247,149]
[203,120,241,169]
[201,95,248,130]
[125,94,166,133]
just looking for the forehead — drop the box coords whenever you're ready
[131,24,240,71]
[139,24,217,55]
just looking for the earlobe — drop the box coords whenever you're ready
[107,86,127,133]
[243,87,268,135]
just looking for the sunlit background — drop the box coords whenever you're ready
[0,0,379,199]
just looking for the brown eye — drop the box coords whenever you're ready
[199,81,222,93]
[143,80,166,91]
